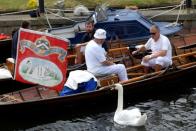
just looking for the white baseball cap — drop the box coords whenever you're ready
[94,29,106,39]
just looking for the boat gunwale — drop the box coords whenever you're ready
[1,63,195,106]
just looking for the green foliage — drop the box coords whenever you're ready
[0,0,27,11]
[0,0,195,12]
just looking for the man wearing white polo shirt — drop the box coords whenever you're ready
[132,25,172,73]
[85,29,128,82]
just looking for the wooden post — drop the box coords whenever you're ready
[186,0,192,14]
[186,0,192,8]
[38,0,45,13]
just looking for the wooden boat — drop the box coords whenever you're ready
[0,43,195,117]
[48,5,182,45]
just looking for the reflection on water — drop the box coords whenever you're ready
[22,86,196,131]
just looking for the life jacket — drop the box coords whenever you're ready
[0,33,10,40]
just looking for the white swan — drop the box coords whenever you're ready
[113,83,147,126]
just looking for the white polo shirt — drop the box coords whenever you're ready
[145,34,172,60]
[85,40,107,73]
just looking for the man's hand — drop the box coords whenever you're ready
[75,42,87,48]
[142,55,152,62]
[107,57,113,61]
[102,60,115,66]
[132,50,138,55]
[132,45,146,55]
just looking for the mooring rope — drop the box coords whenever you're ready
[45,8,74,13]
[44,9,52,29]
[0,9,34,16]
[149,0,186,19]
[175,0,186,25]
[140,4,182,11]
[45,9,79,23]
[46,8,94,13]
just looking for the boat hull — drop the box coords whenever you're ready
[0,65,195,119]
[0,78,35,94]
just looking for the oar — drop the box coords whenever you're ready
[125,51,196,72]
[121,71,163,84]
[172,51,196,60]
[98,56,196,90]
[98,84,116,90]
[122,61,196,85]
[178,62,196,69]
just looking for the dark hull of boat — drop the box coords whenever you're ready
[0,78,35,94]
[0,65,195,119]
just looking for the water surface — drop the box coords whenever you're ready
[23,85,196,131]
[1,82,196,131]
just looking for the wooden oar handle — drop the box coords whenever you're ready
[98,84,116,90]
[121,71,162,84]
[172,51,196,60]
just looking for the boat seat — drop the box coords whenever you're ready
[96,74,119,87]
[108,47,135,67]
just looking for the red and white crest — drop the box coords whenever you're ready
[14,28,69,91]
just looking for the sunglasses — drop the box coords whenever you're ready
[150,32,156,35]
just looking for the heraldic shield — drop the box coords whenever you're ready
[14,28,68,91]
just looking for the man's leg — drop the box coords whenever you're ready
[155,57,171,72]
[115,64,128,81]
[143,66,150,74]
[141,60,153,74]
[154,64,162,72]
[75,45,84,64]
[94,64,128,81]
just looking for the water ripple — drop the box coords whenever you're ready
[12,85,196,131]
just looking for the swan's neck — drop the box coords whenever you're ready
[116,85,123,113]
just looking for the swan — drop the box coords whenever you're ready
[113,83,147,126]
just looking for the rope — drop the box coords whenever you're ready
[149,0,186,27]
[45,9,79,23]
[46,8,75,12]
[46,8,94,13]
[0,9,35,16]
[140,5,181,11]
[149,3,184,19]
[44,9,52,29]
[175,0,186,25]
[44,7,93,30]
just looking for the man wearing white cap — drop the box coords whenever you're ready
[85,29,128,82]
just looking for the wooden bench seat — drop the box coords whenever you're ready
[96,74,119,87]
